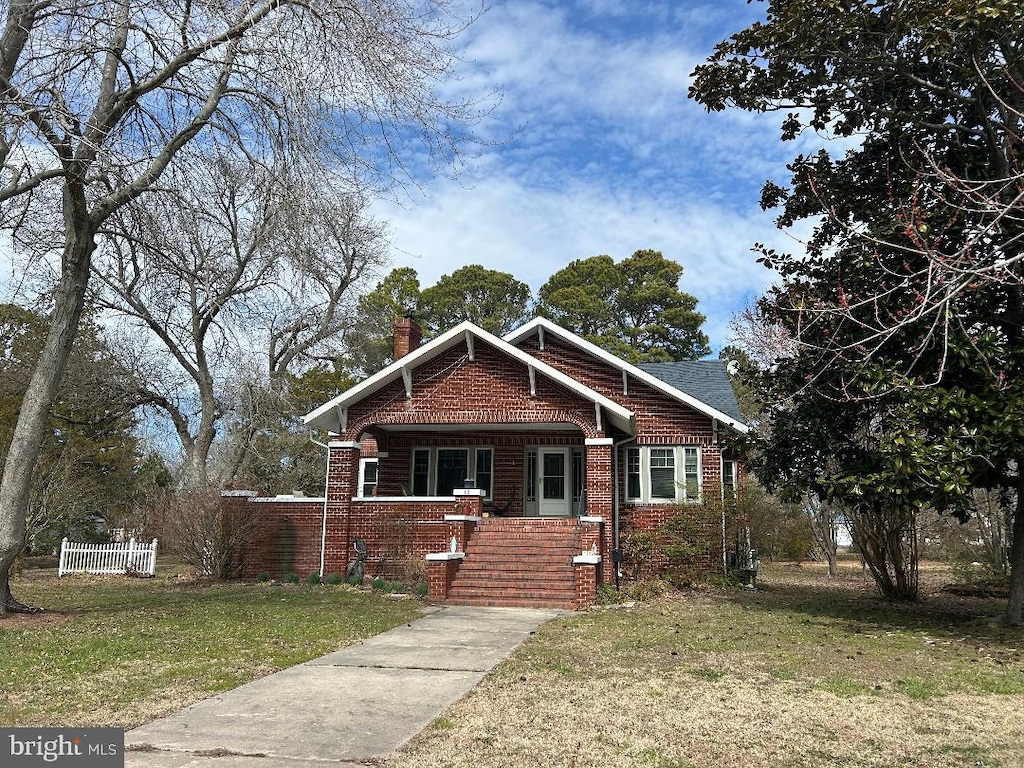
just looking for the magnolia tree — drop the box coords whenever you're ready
[691,0,1024,617]
[0,0,483,614]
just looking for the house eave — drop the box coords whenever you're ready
[504,317,749,434]
[303,320,636,435]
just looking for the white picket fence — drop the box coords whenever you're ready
[58,537,159,577]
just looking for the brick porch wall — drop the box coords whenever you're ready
[325,498,453,580]
[232,496,325,580]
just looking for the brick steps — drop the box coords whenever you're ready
[445,519,581,610]
[441,595,576,610]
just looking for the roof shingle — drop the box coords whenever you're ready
[637,360,744,424]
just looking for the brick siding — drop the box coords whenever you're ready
[236,328,738,604]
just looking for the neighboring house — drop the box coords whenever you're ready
[235,316,747,609]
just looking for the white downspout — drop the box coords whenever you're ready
[311,431,331,580]
[611,435,634,587]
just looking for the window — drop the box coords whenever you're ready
[412,449,430,496]
[408,446,493,498]
[722,457,737,504]
[475,448,493,498]
[572,449,584,509]
[623,446,701,503]
[649,448,676,499]
[626,448,641,500]
[682,448,700,500]
[436,449,468,495]
[358,458,378,498]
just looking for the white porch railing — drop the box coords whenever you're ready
[58,537,158,577]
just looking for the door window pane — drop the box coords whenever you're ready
[542,452,565,499]
[572,449,584,507]
[525,450,537,502]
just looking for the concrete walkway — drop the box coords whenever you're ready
[124,605,562,767]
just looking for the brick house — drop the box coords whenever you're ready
[239,316,746,609]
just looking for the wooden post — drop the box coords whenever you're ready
[58,537,69,577]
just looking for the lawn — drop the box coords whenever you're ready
[386,560,1024,768]
[0,560,424,728]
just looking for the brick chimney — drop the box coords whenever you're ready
[393,315,422,360]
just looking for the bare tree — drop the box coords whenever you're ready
[805,495,839,578]
[93,152,387,489]
[0,0,482,614]
[150,488,255,579]
[728,303,794,370]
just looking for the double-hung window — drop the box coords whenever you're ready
[358,458,378,498]
[624,446,701,503]
[409,446,494,498]
[722,457,738,504]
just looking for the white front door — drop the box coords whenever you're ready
[538,448,572,517]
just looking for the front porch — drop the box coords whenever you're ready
[424,491,605,610]
[321,485,608,609]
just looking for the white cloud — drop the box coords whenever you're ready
[376,1,819,354]
[374,172,794,353]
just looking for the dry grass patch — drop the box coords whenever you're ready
[388,561,1024,768]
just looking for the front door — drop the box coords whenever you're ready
[538,448,572,517]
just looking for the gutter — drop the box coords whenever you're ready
[310,431,330,579]
[611,434,635,591]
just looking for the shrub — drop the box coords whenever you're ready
[372,577,386,590]
[149,489,257,580]
[256,571,271,583]
[595,584,620,605]
[325,572,344,585]
[623,578,673,601]
[348,574,363,586]
[384,580,405,593]
[284,572,300,584]
[415,582,428,597]
[306,572,322,585]
[620,529,656,580]
[661,513,708,588]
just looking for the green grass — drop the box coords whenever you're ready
[0,562,423,728]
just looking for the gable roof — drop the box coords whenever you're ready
[303,320,636,434]
[637,361,745,424]
[504,317,748,433]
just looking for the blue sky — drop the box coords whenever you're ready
[375,0,818,354]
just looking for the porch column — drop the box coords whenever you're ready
[448,488,484,550]
[585,438,614,584]
[425,553,464,603]
[324,440,361,577]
